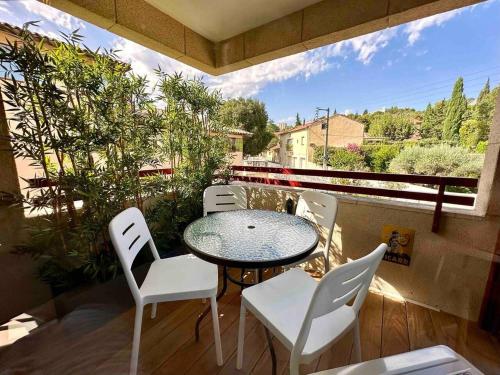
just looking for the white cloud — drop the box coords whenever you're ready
[343,109,353,115]
[20,0,85,31]
[348,28,398,64]
[0,3,13,15]
[208,50,332,97]
[112,29,401,99]
[404,9,461,45]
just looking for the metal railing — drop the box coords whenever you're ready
[27,165,478,232]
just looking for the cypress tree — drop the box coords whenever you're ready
[443,77,467,141]
[295,112,301,126]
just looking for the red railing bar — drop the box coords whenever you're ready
[432,180,446,232]
[232,175,475,206]
[231,166,478,188]
[138,168,173,177]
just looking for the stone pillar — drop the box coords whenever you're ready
[479,92,500,334]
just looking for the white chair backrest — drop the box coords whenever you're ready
[291,243,387,361]
[109,207,160,302]
[296,191,338,259]
[203,185,247,216]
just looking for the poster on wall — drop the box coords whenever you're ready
[381,224,415,266]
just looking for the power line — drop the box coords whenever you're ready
[349,66,500,104]
[356,74,500,110]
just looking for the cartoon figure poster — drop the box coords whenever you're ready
[381,225,415,266]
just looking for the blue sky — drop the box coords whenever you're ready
[1,0,499,124]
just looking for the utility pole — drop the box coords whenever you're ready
[316,107,330,169]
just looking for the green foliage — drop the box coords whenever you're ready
[420,100,446,139]
[295,112,301,126]
[442,77,467,141]
[2,23,229,291]
[313,146,366,171]
[362,143,402,172]
[366,109,417,141]
[476,141,488,153]
[388,145,483,178]
[219,98,272,155]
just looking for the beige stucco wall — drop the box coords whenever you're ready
[0,91,52,323]
[244,185,497,322]
[277,115,365,167]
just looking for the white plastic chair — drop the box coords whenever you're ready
[203,185,247,216]
[289,191,338,273]
[237,243,388,375]
[203,185,257,282]
[109,207,223,375]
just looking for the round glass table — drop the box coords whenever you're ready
[183,209,319,340]
[184,209,319,269]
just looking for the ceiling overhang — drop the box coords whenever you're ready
[40,0,483,76]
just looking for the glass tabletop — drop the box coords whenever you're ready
[183,209,319,268]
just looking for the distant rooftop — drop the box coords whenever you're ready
[276,115,363,135]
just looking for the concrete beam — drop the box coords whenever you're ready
[41,0,483,75]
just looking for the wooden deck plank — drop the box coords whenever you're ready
[406,302,437,350]
[216,319,267,375]
[358,292,383,361]
[97,299,205,374]
[153,289,243,375]
[250,336,290,375]
[184,306,260,375]
[381,297,410,357]
[1,285,499,375]
[429,309,461,349]
[455,319,500,375]
[314,332,353,372]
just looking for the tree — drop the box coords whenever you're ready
[459,119,486,150]
[442,77,467,141]
[368,111,415,141]
[475,79,495,125]
[420,100,446,139]
[459,79,498,150]
[219,98,273,155]
[295,112,301,126]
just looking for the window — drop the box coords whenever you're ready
[301,136,305,145]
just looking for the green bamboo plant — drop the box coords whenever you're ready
[0,23,230,291]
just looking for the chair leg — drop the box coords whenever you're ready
[236,301,246,369]
[151,303,157,319]
[324,255,330,273]
[353,318,362,363]
[210,296,223,366]
[130,304,143,375]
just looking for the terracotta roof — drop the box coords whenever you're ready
[276,115,362,135]
[0,22,63,48]
[0,22,103,62]
[229,128,253,136]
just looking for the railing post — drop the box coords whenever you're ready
[432,179,446,233]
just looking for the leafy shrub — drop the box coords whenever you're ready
[362,144,402,172]
[388,145,483,178]
[476,141,488,153]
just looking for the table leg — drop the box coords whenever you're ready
[195,266,228,341]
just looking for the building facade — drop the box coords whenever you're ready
[275,115,364,168]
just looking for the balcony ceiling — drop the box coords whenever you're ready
[145,0,323,42]
[42,0,482,75]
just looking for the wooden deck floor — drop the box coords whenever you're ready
[1,269,499,375]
